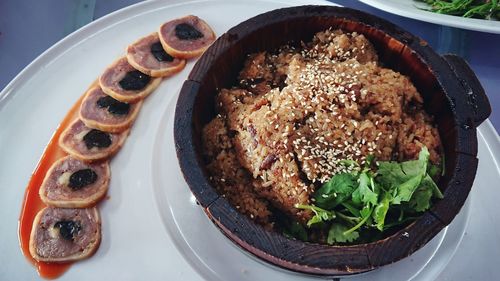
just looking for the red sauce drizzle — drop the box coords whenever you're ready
[18,94,85,279]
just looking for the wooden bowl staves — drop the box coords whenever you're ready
[174,6,491,276]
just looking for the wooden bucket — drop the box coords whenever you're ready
[174,6,491,276]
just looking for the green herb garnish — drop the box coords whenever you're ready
[313,173,357,209]
[295,204,335,227]
[292,146,443,244]
[416,0,499,20]
[328,223,360,244]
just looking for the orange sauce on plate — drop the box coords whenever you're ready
[18,94,84,279]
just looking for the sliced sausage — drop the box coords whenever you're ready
[59,119,129,162]
[39,156,110,208]
[99,57,161,103]
[158,15,216,59]
[126,32,186,77]
[79,86,142,133]
[29,207,101,262]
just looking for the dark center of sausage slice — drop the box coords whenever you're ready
[150,41,174,62]
[96,95,130,115]
[118,70,151,91]
[68,169,98,190]
[83,129,112,149]
[54,220,81,241]
[175,23,204,40]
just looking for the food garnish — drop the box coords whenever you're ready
[417,0,500,20]
[293,146,443,244]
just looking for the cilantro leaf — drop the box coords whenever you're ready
[336,211,361,224]
[392,175,422,204]
[341,202,360,217]
[373,191,391,231]
[313,173,357,209]
[408,174,444,212]
[292,146,443,244]
[344,206,373,235]
[408,183,433,212]
[403,146,429,175]
[377,147,429,187]
[295,204,335,227]
[352,172,378,206]
[360,204,372,218]
[377,147,430,204]
[327,223,359,244]
[377,161,417,190]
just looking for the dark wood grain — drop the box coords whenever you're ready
[174,80,220,207]
[443,54,492,125]
[207,197,373,276]
[365,213,444,267]
[173,5,491,276]
[442,121,478,156]
[431,153,479,224]
[188,33,233,85]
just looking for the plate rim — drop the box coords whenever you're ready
[358,0,500,34]
[2,0,499,279]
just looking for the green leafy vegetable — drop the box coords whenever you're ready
[295,204,335,227]
[336,211,361,224]
[344,205,373,235]
[352,172,378,206]
[293,146,443,244]
[408,174,444,212]
[408,182,434,212]
[378,147,430,204]
[327,223,359,244]
[416,0,499,20]
[393,176,423,204]
[313,173,357,209]
[341,202,361,217]
[373,191,391,231]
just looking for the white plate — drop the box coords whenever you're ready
[1,0,499,280]
[359,0,500,34]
